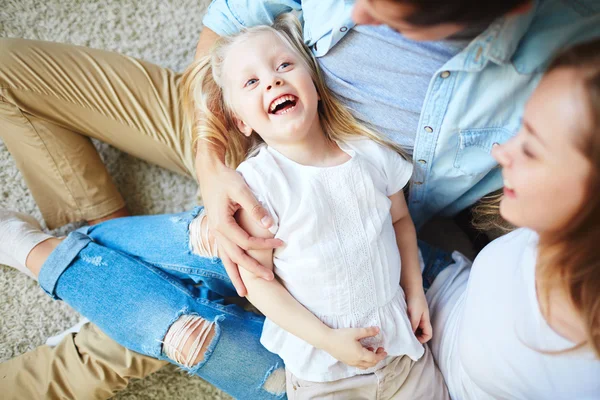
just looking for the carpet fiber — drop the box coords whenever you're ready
[1,0,233,398]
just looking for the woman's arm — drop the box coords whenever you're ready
[389,191,432,343]
[236,208,387,369]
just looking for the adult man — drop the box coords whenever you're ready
[0,0,598,398]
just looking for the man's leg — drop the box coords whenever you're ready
[0,38,196,229]
[0,323,167,400]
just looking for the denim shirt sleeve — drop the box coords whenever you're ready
[203,0,302,36]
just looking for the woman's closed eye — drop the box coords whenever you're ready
[522,143,536,159]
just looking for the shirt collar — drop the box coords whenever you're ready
[443,0,538,71]
[484,0,538,65]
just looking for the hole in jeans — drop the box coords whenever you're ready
[189,209,218,258]
[162,315,216,367]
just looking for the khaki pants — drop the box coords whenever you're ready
[285,345,449,400]
[0,323,168,400]
[0,38,196,397]
[0,38,197,230]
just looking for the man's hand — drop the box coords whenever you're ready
[406,288,433,344]
[199,161,283,296]
[322,327,387,369]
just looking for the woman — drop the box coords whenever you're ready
[426,39,600,399]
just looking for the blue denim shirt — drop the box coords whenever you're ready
[203,0,600,228]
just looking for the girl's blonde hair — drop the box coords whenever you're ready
[180,13,408,169]
[475,39,600,357]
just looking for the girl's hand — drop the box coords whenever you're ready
[406,289,432,343]
[323,327,387,369]
[198,162,283,295]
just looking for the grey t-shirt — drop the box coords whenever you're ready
[318,25,472,154]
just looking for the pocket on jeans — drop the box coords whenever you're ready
[453,127,511,177]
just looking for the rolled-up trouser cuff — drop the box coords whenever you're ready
[38,231,93,299]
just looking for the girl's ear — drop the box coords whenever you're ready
[234,117,253,137]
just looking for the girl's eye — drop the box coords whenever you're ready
[277,62,291,71]
[244,78,258,87]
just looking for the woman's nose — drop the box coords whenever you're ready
[266,78,283,91]
[491,141,512,168]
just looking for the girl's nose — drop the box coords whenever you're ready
[266,79,283,91]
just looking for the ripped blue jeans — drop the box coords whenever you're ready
[38,207,285,400]
[37,207,455,399]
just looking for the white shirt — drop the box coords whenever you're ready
[237,139,424,382]
[427,228,600,399]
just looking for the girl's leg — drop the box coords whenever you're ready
[38,229,286,399]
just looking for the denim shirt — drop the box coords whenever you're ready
[203,0,600,228]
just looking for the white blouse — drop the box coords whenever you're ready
[427,228,600,399]
[237,138,424,382]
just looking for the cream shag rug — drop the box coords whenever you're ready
[1,0,233,398]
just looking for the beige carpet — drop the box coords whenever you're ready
[1,0,233,398]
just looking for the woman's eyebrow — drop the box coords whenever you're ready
[523,120,546,147]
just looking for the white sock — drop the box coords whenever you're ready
[0,210,53,280]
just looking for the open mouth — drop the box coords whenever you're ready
[269,94,298,115]
[503,178,516,198]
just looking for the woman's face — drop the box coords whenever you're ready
[492,68,593,235]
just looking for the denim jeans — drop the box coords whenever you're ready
[38,207,455,399]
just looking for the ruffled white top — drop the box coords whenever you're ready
[236,138,424,382]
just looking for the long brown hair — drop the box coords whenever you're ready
[537,39,600,357]
[180,13,408,169]
[475,39,600,356]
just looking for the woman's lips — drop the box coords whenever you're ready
[503,177,516,198]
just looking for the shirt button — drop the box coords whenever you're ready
[413,181,424,185]
[340,26,348,32]
[417,159,427,164]
[424,126,433,133]
[440,71,451,79]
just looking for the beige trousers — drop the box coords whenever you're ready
[286,345,449,400]
[0,38,197,230]
[0,38,196,398]
[0,323,168,400]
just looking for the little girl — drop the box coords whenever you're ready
[181,13,448,398]
[0,14,448,400]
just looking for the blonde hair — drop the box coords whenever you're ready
[474,39,600,357]
[180,13,408,169]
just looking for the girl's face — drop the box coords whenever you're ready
[492,68,593,234]
[221,31,321,146]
